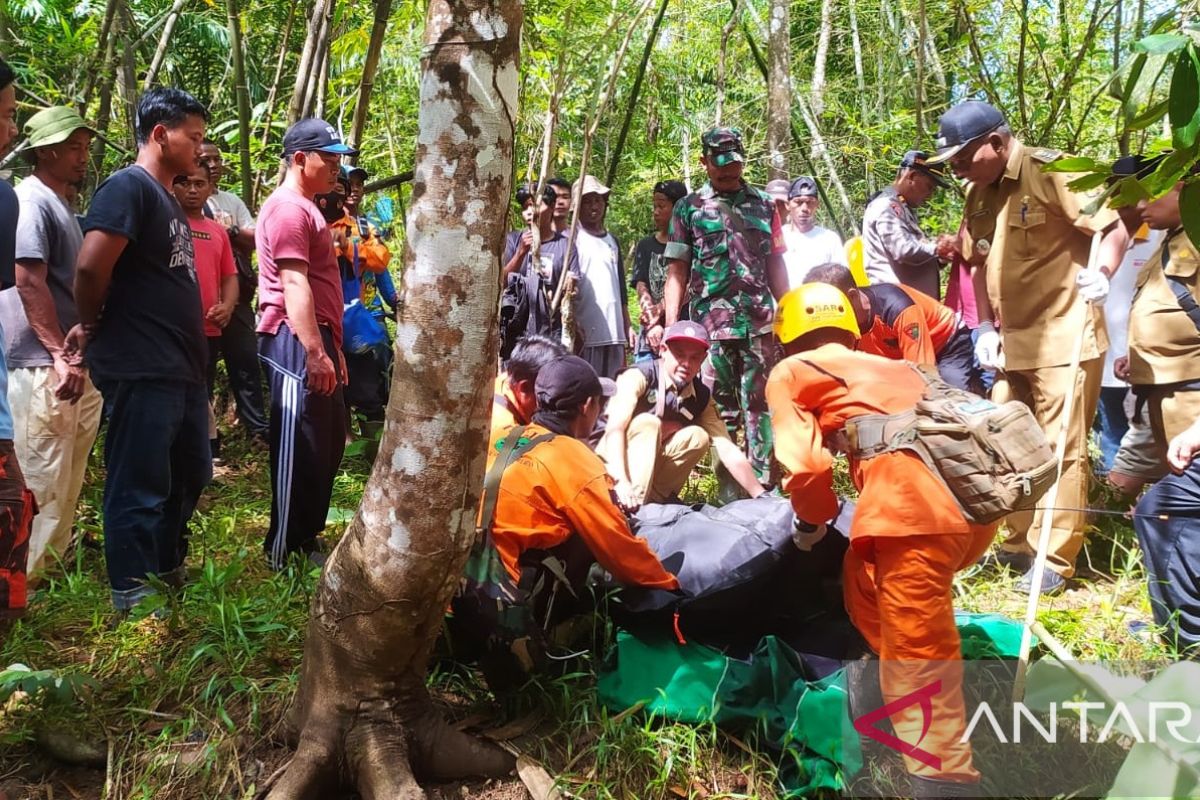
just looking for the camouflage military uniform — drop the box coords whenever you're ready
[663,169,785,480]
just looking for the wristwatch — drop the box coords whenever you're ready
[228,225,241,241]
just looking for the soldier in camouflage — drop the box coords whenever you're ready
[663,127,790,481]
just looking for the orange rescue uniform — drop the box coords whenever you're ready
[490,373,528,444]
[485,423,680,592]
[766,344,994,783]
[858,283,959,366]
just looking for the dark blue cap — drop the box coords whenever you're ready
[899,150,951,188]
[535,355,616,412]
[927,101,1005,164]
[788,176,818,199]
[282,118,357,157]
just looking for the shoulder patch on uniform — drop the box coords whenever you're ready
[1029,148,1063,163]
[904,323,921,342]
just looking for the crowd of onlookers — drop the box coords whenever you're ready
[0,65,404,618]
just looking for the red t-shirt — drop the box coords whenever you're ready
[187,216,237,337]
[255,184,343,348]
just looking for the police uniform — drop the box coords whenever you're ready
[1127,230,1200,456]
[962,141,1119,578]
[862,186,943,298]
[663,128,786,481]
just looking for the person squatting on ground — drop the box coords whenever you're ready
[1,106,101,581]
[931,100,1131,595]
[598,321,766,511]
[0,59,35,624]
[664,126,790,483]
[631,179,688,360]
[172,163,238,461]
[333,164,396,433]
[255,118,353,570]
[451,355,679,692]
[806,262,982,393]
[198,139,269,443]
[862,150,959,300]
[66,88,212,611]
[766,282,994,798]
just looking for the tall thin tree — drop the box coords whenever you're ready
[766,0,790,180]
[348,0,393,156]
[264,0,521,795]
[226,0,253,205]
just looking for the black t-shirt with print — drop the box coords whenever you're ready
[82,165,206,383]
[630,234,668,301]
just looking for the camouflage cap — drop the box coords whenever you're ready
[702,126,744,167]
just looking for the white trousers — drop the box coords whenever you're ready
[9,366,103,577]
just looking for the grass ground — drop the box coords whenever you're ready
[0,408,1172,799]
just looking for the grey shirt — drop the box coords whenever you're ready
[0,175,83,368]
[862,185,942,299]
[206,189,254,229]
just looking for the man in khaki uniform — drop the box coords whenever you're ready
[598,321,766,511]
[1119,155,1200,463]
[929,101,1131,595]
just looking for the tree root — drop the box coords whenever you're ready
[264,697,514,799]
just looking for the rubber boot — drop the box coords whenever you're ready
[909,775,982,798]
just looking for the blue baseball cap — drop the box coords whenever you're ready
[927,101,1005,165]
[282,118,357,157]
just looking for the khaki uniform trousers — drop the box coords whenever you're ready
[9,367,104,578]
[600,413,711,503]
[992,357,1102,578]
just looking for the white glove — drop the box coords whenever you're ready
[974,321,1004,371]
[1076,269,1110,305]
[792,518,828,551]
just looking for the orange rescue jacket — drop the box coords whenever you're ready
[765,343,994,554]
[482,423,680,591]
[858,283,959,366]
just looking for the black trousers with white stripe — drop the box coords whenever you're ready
[258,322,347,568]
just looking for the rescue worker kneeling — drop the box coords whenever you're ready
[806,261,982,393]
[598,321,767,511]
[451,355,680,693]
[765,283,994,797]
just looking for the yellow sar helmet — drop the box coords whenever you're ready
[774,283,861,344]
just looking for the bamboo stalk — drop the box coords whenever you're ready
[142,0,189,90]
[605,0,670,188]
[348,0,394,155]
[226,0,254,206]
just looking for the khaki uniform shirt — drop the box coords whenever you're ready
[1128,231,1200,386]
[962,141,1120,371]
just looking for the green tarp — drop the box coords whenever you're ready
[597,612,1027,796]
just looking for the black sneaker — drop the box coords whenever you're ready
[977,549,1033,572]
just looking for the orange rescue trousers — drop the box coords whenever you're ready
[844,526,994,782]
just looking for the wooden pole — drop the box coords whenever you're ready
[1013,231,1103,703]
[226,0,254,206]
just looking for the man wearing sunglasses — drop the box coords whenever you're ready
[928,101,1131,595]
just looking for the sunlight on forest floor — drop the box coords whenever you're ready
[0,403,1166,800]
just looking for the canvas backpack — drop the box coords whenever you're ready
[840,364,1056,524]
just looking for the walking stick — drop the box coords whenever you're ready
[1012,230,1104,703]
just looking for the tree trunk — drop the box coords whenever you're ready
[605,0,670,188]
[79,0,120,110]
[766,0,790,180]
[305,0,336,119]
[264,0,520,796]
[255,1,299,206]
[143,0,189,90]
[118,2,139,146]
[288,0,331,124]
[715,0,739,124]
[848,0,872,193]
[915,0,926,139]
[348,0,393,156]
[313,31,333,119]
[89,23,119,182]
[810,0,833,116]
[226,0,254,206]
